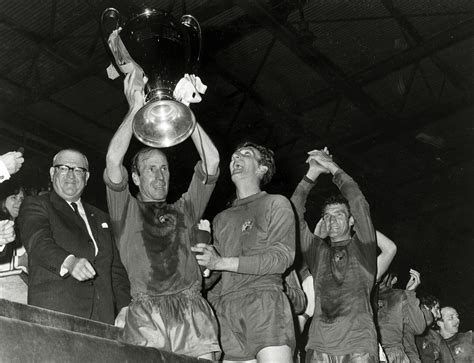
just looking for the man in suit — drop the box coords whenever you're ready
[18,149,130,324]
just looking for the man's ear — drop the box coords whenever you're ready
[349,215,355,227]
[256,165,268,179]
[49,167,55,182]
[131,172,140,186]
[85,172,90,185]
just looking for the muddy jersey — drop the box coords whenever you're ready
[416,329,452,362]
[445,331,473,362]
[212,192,295,295]
[291,170,377,356]
[104,162,218,297]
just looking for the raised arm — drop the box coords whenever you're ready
[190,123,219,176]
[376,231,397,281]
[106,70,146,184]
[311,149,376,244]
[290,151,329,253]
[403,291,427,335]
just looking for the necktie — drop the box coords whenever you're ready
[71,202,81,217]
[71,202,87,227]
[71,202,98,256]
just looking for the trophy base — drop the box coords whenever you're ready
[133,99,197,148]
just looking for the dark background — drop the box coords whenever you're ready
[0,0,472,329]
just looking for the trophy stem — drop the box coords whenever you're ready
[146,88,174,103]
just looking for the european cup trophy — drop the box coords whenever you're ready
[101,8,202,147]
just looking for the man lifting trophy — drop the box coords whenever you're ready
[101,7,206,147]
[102,6,222,361]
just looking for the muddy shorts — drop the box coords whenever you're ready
[122,288,221,358]
[305,351,378,363]
[215,286,295,361]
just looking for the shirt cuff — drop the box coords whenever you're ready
[195,161,219,185]
[0,160,11,183]
[0,244,5,252]
[103,166,129,192]
[60,254,75,277]
[303,175,316,184]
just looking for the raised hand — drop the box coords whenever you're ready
[305,148,331,180]
[313,218,328,239]
[307,147,340,174]
[123,69,146,111]
[0,151,24,175]
[405,269,421,291]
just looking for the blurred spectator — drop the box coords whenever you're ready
[415,295,451,362]
[0,150,24,248]
[400,270,434,363]
[377,270,427,362]
[438,306,473,361]
[0,182,27,273]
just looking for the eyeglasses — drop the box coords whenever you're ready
[54,164,88,176]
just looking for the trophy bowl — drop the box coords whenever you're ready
[101,8,201,147]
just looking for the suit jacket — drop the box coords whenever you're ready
[18,191,130,324]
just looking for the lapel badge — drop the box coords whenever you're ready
[101,222,109,229]
[241,219,254,232]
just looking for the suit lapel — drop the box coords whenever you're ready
[50,191,83,230]
[82,203,100,251]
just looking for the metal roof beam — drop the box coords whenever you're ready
[0,14,83,69]
[207,57,318,139]
[381,0,470,94]
[305,16,474,113]
[234,0,383,119]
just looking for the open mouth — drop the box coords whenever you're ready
[231,163,243,174]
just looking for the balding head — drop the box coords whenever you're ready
[50,149,90,202]
[53,149,89,170]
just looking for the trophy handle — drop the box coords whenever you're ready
[181,15,202,72]
[100,8,126,77]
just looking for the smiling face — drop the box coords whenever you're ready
[229,146,267,186]
[50,150,89,202]
[438,307,460,338]
[132,149,170,202]
[322,203,354,242]
[5,189,25,219]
